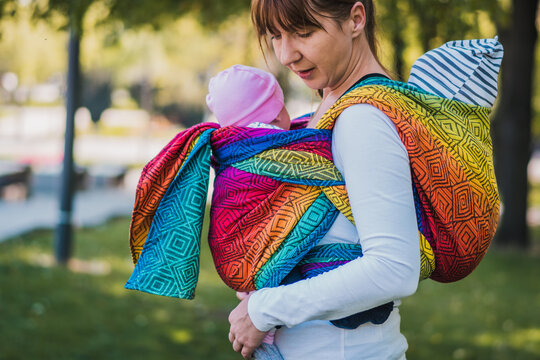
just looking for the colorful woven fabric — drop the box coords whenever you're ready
[319,77,500,283]
[126,77,499,299]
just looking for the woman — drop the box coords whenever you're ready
[228,1,420,359]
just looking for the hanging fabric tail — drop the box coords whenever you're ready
[126,123,218,299]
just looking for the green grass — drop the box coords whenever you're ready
[0,218,238,360]
[1,218,539,360]
[401,252,540,359]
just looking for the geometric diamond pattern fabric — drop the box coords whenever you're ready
[126,123,351,297]
[126,128,216,299]
[128,123,219,265]
[126,77,499,301]
[317,77,500,282]
[208,137,346,291]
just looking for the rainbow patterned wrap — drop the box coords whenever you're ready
[126,77,500,299]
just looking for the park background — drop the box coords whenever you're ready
[0,0,539,359]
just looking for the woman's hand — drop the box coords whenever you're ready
[228,292,267,359]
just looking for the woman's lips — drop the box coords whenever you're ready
[296,68,314,79]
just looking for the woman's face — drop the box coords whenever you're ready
[270,13,356,92]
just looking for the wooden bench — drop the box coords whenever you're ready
[0,163,32,200]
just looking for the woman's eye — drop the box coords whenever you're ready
[297,31,312,38]
[270,34,281,40]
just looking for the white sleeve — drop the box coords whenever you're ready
[248,104,420,331]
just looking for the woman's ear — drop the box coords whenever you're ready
[350,2,366,38]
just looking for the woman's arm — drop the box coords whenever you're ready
[247,104,420,331]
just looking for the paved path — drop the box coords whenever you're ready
[3,185,540,243]
[0,188,134,242]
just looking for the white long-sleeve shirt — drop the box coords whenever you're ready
[248,104,421,359]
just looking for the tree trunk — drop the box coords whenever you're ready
[55,23,80,264]
[492,0,539,249]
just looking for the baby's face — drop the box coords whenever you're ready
[269,107,291,130]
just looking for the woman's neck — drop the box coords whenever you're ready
[325,49,383,99]
[307,41,387,128]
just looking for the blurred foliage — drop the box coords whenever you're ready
[106,0,251,29]
[0,1,262,127]
[377,0,506,79]
[30,0,93,34]
[406,0,502,50]
[0,217,539,359]
[27,0,251,33]
[0,1,537,130]
[530,181,540,207]
[0,6,67,83]
[0,0,17,19]
[2,0,254,127]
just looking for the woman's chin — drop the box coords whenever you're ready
[299,77,324,91]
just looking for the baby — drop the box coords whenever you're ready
[206,64,287,359]
[206,64,291,130]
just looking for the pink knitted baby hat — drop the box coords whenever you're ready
[206,64,284,127]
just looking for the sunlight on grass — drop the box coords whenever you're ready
[171,329,193,344]
[474,328,540,356]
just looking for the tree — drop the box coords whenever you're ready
[106,0,250,29]
[378,0,490,78]
[377,0,540,250]
[26,0,251,264]
[491,0,539,249]
[0,0,16,18]
[407,0,482,52]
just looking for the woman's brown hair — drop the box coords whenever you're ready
[251,0,380,65]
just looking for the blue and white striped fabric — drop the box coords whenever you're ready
[408,37,503,108]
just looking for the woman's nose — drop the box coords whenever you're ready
[276,38,301,66]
